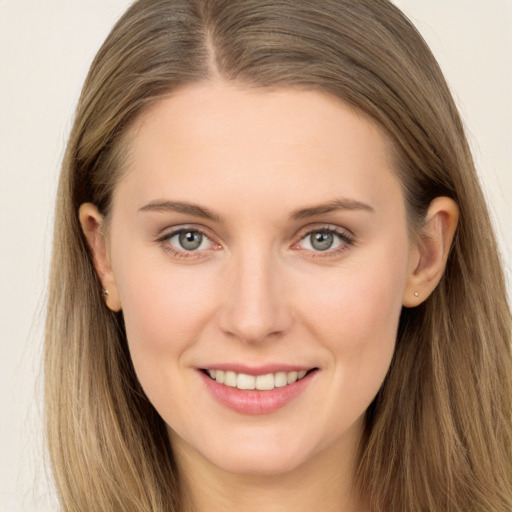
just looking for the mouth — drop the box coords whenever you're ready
[199,366,319,414]
[200,368,317,391]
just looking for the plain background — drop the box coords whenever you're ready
[1,1,511,510]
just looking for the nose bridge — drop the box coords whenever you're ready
[219,242,291,343]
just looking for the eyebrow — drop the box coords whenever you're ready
[138,197,374,222]
[290,198,375,220]
[138,200,221,222]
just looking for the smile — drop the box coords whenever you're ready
[200,367,318,414]
[204,369,309,391]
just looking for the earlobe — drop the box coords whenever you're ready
[402,197,459,307]
[78,203,122,312]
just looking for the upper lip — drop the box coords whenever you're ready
[198,364,316,376]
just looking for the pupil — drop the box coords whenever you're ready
[179,231,202,250]
[311,232,333,251]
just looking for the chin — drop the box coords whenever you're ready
[202,423,334,477]
[208,444,312,477]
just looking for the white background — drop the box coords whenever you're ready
[0,1,511,510]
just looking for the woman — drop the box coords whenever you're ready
[45,1,512,511]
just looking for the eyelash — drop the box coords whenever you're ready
[156,225,355,260]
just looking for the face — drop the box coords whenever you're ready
[103,81,416,478]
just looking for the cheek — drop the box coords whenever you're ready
[113,257,222,418]
[298,251,408,432]
[112,248,219,368]
[299,240,409,380]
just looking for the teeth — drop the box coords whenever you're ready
[274,372,287,388]
[206,369,310,390]
[224,371,237,387]
[287,371,298,384]
[237,373,256,390]
[256,373,275,390]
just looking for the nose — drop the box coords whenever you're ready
[217,248,293,344]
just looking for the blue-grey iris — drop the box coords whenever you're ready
[310,231,334,251]
[179,231,203,250]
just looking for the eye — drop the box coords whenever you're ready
[157,227,219,257]
[168,229,213,251]
[295,227,354,255]
[306,231,337,251]
[175,230,206,251]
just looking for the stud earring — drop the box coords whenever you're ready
[102,289,109,296]
[414,291,419,297]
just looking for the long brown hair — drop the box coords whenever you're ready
[45,1,512,510]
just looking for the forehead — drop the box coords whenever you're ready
[114,81,403,219]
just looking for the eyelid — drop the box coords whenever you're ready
[293,222,355,242]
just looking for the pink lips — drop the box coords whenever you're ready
[199,366,317,415]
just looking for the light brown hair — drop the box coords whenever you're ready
[45,1,512,510]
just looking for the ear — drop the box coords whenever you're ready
[402,197,459,307]
[79,203,122,312]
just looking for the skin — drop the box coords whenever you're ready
[80,81,458,512]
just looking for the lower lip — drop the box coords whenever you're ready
[199,370,317,415]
